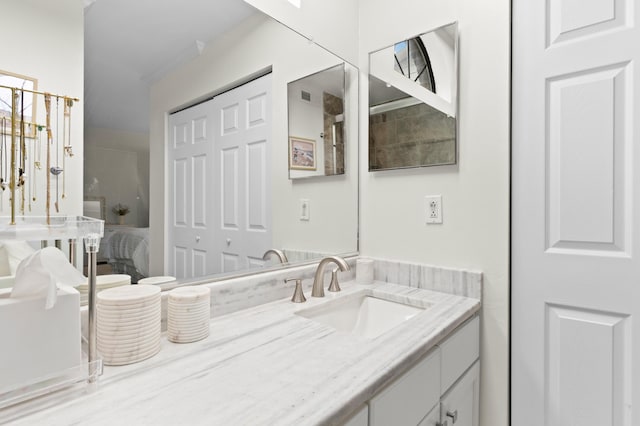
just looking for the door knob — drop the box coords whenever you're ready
[446,410,458,423]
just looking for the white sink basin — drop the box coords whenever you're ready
[296,292,427,339]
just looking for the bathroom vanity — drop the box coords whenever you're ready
[6,275,480,425]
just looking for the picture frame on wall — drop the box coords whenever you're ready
[0,70,38,138]
[289,136,316,170]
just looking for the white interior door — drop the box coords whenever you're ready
[212,74,272,273]
[167,101,214,279]
[512,1,639,425]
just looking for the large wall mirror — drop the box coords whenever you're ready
[84,0,359,287]
[368,22,458,171]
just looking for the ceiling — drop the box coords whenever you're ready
[84,0,257,135]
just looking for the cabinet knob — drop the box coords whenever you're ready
[446,410,458,423]
[226,238,231,245]
[195,236,201,242]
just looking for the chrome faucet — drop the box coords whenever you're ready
[312,256,351,297]
[262,248,288,264]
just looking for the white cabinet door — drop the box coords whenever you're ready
[369,348,440,426]
[418,404,440,426]
[439,316,479,394]
[440,361,479,426]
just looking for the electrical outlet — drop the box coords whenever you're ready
[300,198,310,221]
[425,195,442,224]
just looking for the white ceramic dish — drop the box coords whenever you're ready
[97,311,160,323]
[167,302,210,311]
[98,335,159,349]
[168,319,209,327]
[167,322,208,331]
[98,334,161,352]
[97,285,160,305]
[97,297,161,311]
[138,276,176,285]
[167,330,209,342]
[167,309,209,318]
[98,306,160,316]
[168,286,210,302]
[168,335,208,344]
[167,329,208,339]
[97,319,161,339]
[98,323,159,334]
[98,302,161,313]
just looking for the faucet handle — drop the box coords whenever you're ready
[328,268,341,292]
[285,278,307,303]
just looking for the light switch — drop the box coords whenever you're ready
[300,199,310,221]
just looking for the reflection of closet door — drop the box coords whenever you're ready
[212,74,272,273]
[167,100,214,279]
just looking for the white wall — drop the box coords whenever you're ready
[360,2,510,426]
[3,0,84,219]
[244,0,359,65]
[84,127,150,227]
[149,14,358,275]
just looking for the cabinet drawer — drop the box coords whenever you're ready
[369,348,441,426]
[440,316,479,394]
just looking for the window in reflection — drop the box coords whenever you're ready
[393,38,435,93]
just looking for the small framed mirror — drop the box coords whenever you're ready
[368,22,458,171]
[288,63,346,179]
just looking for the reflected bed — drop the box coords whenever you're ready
[99,226,149,283]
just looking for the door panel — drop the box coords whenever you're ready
[222,104,239,134]
[247,92,267,127]
[547,64,630,254]
[213,74,272,273]
[222,252,239,273]
[173,158,188,226]
[193,115,207,143]
[221,147,239,228]
[548,0,627,45]
[192,154,207,228]
[546,305,629,425]
[173,246,187,279]
[512,0,638,424]
[167,101,214,279]
[192,249,207,277]
[247,139,268,231]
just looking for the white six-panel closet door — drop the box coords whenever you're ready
[512,1,639,425]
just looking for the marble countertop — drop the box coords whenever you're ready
[9,281,479,425]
